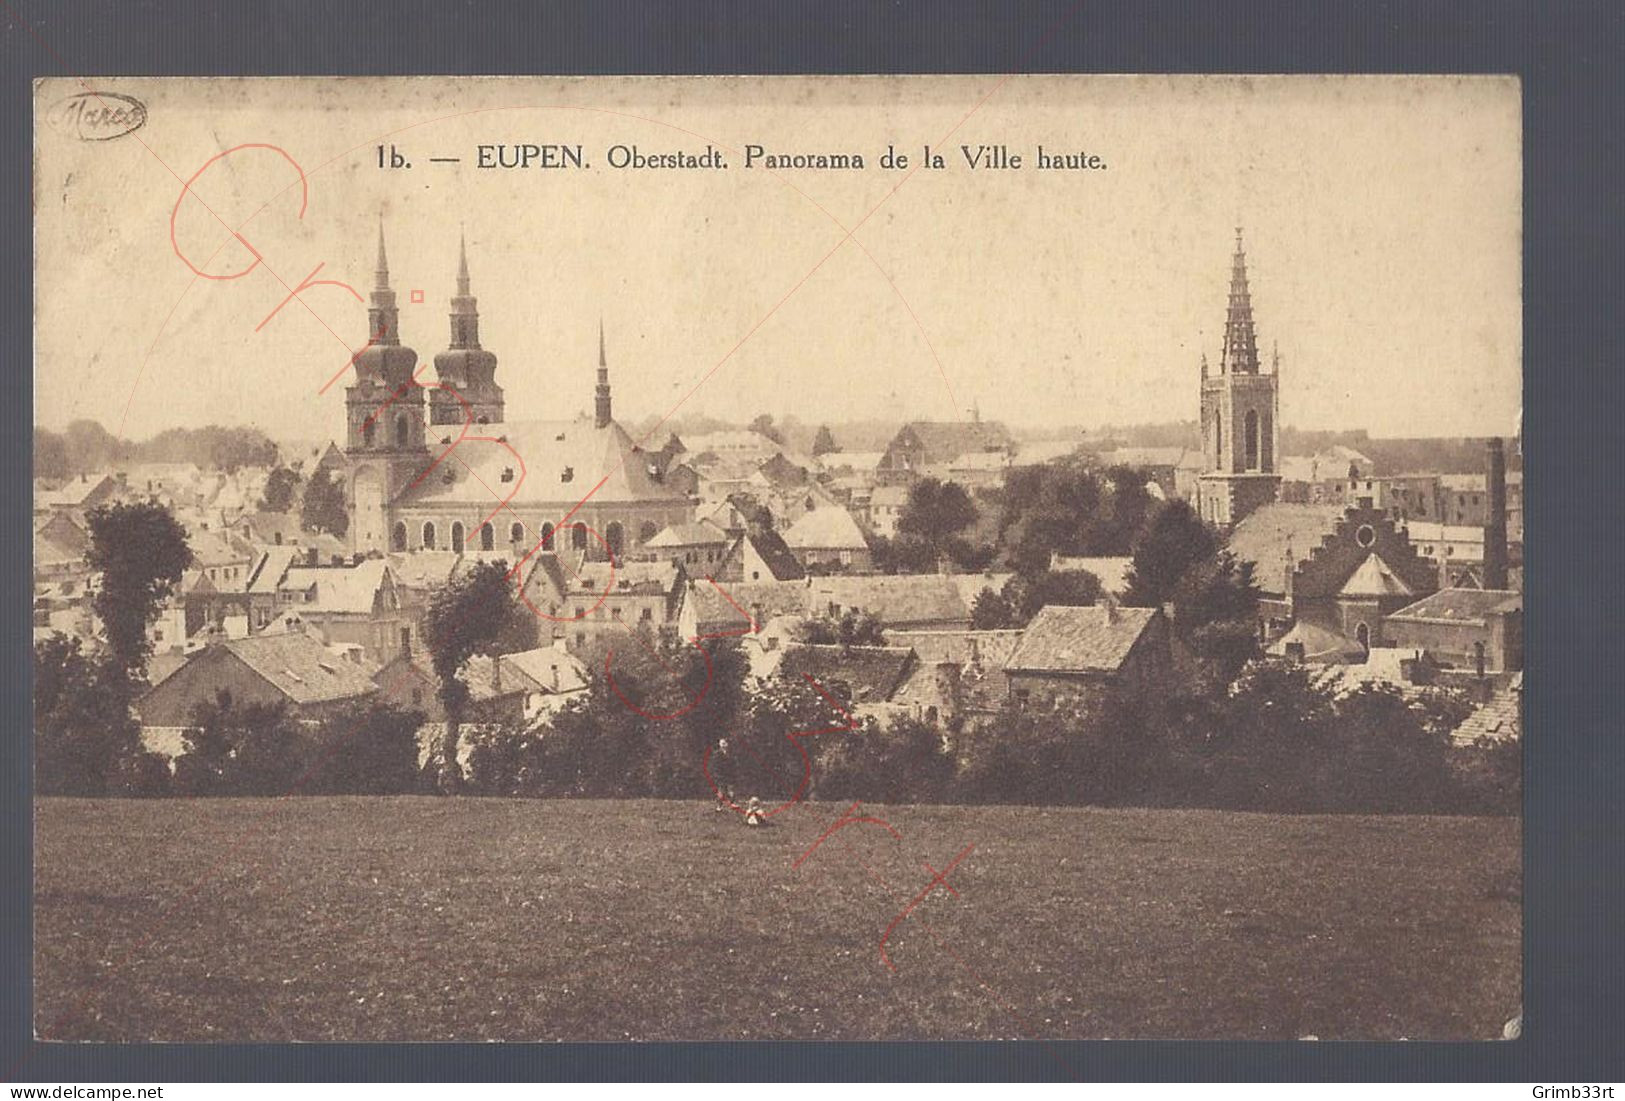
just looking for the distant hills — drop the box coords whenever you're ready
[34,420,281,480]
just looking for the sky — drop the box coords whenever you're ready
[34,75,1522,444]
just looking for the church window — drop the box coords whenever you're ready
[422,522,436,550]
[541,522,555,550]
[571,524,588,551]
[391,522,407,551]
[1244,410,1260,470]
[639,520,658,543]
[480,522,494,551]
[1355,623,1370,652]
[511,522,525,543]
[395,413,410,446]
[363,420,376,447]
[1355,524,1377,549]
[451,522,465,553]
[606,522,625,561]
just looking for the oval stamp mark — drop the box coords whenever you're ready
[47,91,148,141]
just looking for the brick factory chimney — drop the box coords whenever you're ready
[1483,438,1508,590]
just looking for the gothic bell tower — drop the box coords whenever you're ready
[1197,228,1281,529]
[345,221,428,555]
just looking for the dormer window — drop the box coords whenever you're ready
[501,467,515,483]
[561,466,574,483]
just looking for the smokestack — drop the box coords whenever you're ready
[1483,438,1508,590]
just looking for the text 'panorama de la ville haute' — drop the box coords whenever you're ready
[375,143,1109,172]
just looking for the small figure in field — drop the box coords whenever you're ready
[743,796,768,827]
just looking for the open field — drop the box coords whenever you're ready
[35,798,1520,1043]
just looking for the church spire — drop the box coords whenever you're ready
[594,318,613,428]
[456,225,470,296]
[369,218,399,345]
[375,217,390,288]
[448,228,480,349]
[1220,226,1261,375]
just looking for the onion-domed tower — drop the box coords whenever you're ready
[345,222,428,554]
[430,230,505,426]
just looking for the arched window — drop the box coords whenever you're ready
[363,419,376,447]
[391,522,407,551]
[1212,414,1223,468]
[571,523,588,551]
[606,521,625,562]
[639,520,659,543]
[511,521,525,544]
[422,522,436,550]
[395,413,410,447]
[480,522,494,551]
[451,522,465,553]
[1244,409,1260,470]
[540,522,555,550]
[1474,640,1487,677]
[1355,622,1370,653]
[1259,409,1273,472]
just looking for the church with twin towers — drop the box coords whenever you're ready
[342,225,696,561]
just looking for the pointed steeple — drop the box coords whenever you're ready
[1220,226,1261,375]
[594,318,613,428]
[368,217,399,345]
[448,228,480,350]
[375,217,390,288]
[456,225,470,296]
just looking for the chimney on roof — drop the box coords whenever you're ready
[1483,438,1509,590]
[1102,592,1120,624]
[492,653,502,692]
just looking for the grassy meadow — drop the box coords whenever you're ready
[34,797,1520,1042]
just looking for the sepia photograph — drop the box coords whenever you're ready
[29,74,1523,1046]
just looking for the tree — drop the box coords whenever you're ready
[1000,568,1104,624]
[85,501,192,686]
[969,586,1017,630]
[811,425,838,456]
[795,610,885,648]
[34,430,70,481]
[749,413,784,445]
[172,692,312,796]
[897,478,978,558]
[259,465,302,512]
[422,560,534,791]
[995,461,1110,572]
[1169,550,1262,682]
[300,467,349,537]
[310,700,425,794]
[1123,499,1218,608]
[34,634,155,796]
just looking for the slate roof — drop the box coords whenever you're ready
[1004,604,1158,675]
[777,643,916,704]
[808,574,969,627]
[783,506,869,550]
[739,530,806,581]
[1388,588,1522,623]
[282,560,393,614]
[1339,553,1416,598]
[646,520,730,548]
[497,646,590,695]
[686,578,806,632]
[393,416,689,508]
[1453,677,1522,744]
[1226,503,1345,594]
[1266,620,1366,663]
[897,421,1016,463]
[219,632,381,704]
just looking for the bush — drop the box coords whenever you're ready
[172,693,314,796]
[34,634,145,797]
[309,701,425,795]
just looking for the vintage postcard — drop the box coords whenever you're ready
[32,75,1521,1044]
